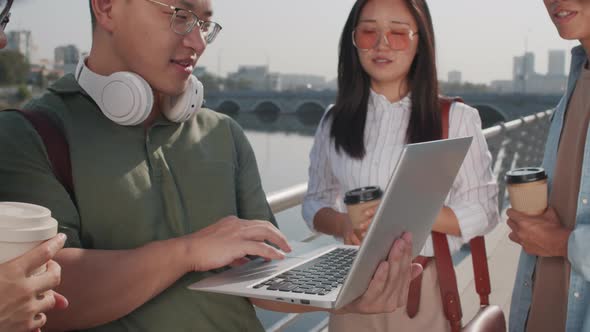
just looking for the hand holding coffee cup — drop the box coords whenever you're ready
[0,202,59,274]
[344,186,382,242]
[0,202,68,332]
[506,167,548,216]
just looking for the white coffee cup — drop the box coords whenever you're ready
[0,202,58,274]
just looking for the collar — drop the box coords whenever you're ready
[571,44,587,58]
[369,89,411,109]
[571,45,588,68]
[47,74,87,95]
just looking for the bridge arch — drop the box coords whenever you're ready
[216,100,240,116]
[471,103,507,128]
[253,101,281,123]
[295,101,325,127]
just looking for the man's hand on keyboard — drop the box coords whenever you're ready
[182,216,292,272]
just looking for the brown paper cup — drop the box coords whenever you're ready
[506,167,548,216]
[344,186,383,238]
[346,199,381,230]
[507,180,548,216]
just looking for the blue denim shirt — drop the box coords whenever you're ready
[510,45,590,332]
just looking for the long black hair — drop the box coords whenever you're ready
[328,0,440,159]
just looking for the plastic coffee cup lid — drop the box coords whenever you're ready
[505,167,547,184]
[344,186,383,205]
[0,202,58,242]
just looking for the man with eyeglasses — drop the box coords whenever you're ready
[0,1,71,332]
[0,1,421,331]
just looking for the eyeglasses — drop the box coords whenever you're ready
[353,21,418,51]
[0,0,13,31]
[145,0,222,44]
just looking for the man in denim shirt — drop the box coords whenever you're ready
[507,1,590,331]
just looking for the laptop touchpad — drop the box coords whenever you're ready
[284,241,329,258]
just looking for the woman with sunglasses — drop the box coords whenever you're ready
[302,0,499,330]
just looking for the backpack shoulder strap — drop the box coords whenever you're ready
[5,109,76,205]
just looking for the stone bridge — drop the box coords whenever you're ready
[204,90,561,128]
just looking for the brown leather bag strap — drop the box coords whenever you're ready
[469,236,491,306]
[432,232,463,332]
[438,96,463,139]
[433,97,493,331]
[432,235,493,330]
[6,109,76,206]
[407,256,432,318]
[439,97,492,306]
[436,97,465,331]
[406,97,465,322]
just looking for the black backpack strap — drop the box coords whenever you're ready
[6,109,76,205]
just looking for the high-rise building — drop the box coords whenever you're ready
[523,52,535,77]
[54,45,80,74]
[509,50,567,95]
[513,53,536,78]
[513,52,536,94]
[513,56,525,93]
[448,70,462,84]
[548,49,566,77]
[5,30,33,63]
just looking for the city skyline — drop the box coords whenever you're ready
[5,32,569,94]
[5,0,581,84]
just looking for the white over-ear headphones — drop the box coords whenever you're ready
[75,57,204,126]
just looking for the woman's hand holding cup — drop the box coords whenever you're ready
[342,206,378,245]
[343,186,382,244]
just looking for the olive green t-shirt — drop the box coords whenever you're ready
[0,74,277,331]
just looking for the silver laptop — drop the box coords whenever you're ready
[188,136,472,309]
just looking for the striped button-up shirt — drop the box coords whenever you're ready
[302,91,499,256]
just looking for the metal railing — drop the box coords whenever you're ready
[263,109,553,332]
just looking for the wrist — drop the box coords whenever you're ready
[331,306,348,315]
[164,236,195,274]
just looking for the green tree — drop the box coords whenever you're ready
[0,50,30,85]
[16,84,32,102]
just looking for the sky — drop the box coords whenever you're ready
[5,0,581,84]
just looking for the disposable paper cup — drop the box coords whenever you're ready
[506,167,548,216]
[0,202,58,274]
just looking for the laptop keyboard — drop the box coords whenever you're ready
[252,248,357,296]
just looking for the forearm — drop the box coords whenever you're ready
[45,238,188,331]
[431,207,461,236]
[313,208,346,237]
